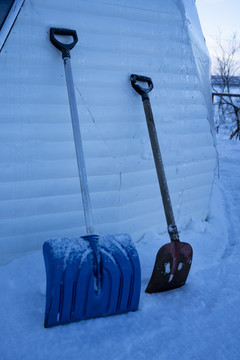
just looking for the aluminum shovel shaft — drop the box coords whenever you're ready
[63,57,94,235]
[49,27,94,235]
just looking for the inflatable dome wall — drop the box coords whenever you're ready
[0,0,216,264]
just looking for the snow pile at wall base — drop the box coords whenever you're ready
[0,137,239,360]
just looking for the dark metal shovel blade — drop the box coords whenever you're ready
[145,241,193,293]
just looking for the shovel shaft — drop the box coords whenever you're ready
[64,57,94,235]
[142,98,179,242]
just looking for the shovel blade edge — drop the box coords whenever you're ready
[145,242,193,293]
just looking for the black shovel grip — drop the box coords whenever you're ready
[130,74,153,101]
[50,27,78,58]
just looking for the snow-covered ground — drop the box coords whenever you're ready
[1,136,239,360]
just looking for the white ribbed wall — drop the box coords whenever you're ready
[0,0,217,264]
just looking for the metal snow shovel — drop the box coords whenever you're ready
[130,74,193,293]
[42,28,141,328]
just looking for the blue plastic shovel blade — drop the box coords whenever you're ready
[43,233,141,327]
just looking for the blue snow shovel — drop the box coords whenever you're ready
[42,28,141,328]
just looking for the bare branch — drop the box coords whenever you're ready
[212,32,240,139]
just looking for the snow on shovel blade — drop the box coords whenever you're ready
[145,241,193,293]
[43,233,141,327]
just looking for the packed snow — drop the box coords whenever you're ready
[0,135,240,360]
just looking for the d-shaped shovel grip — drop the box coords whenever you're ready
[50,27,78,58]
[130,74,154,101]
